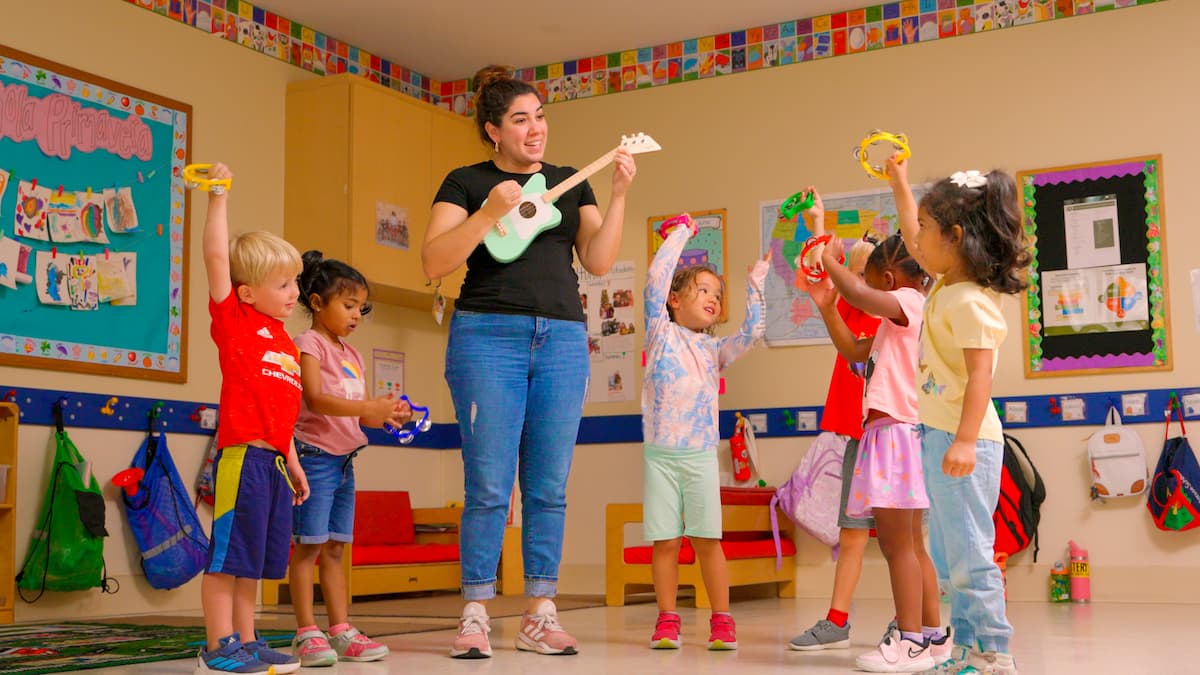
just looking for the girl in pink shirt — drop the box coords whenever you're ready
[289,251,412,667]
[808,191,943,672]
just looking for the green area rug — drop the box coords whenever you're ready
[0,622,292,674]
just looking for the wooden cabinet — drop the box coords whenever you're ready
[0,402,18,624]
[285,75,487,310]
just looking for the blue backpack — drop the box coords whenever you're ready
[122,422,210,589]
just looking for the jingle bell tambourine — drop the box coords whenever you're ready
[183,164,233,195]
[798,234,844,284]
[384,395,432,445]
[853,130,911,181]
[657,213,697,240]
[778,190,815,220]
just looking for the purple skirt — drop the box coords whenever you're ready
[845,417,929,518]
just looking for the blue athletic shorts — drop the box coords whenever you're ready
[206,444,294,579]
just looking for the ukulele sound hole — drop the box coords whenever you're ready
[519,201,537,218]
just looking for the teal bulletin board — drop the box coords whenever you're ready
[0,45,190,382]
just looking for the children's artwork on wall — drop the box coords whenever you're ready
[14,180,51,241]
[35,251,70,306]
[577,259,636,403]
[103,187,140,233]
[0,236,20,289]
[0,168,10,200]
[758,185,925,346]
[66,254,99,311]
[47,191,87,243]
[1018,155,1169,377]
[647,209,727,322]
[0,45,190,381]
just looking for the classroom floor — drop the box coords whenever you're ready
[73,596,1173,674]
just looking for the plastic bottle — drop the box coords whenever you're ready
[1049,561,1071,602]
[1068,540,1090,603]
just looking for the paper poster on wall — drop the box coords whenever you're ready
[373,349,405,400]
[103,187,140,233]
[66,254,99,311]
[578,260,636,402]
[375,201,409,250]
[0,237,20,290]
[1063,195,1121,269]
[14,180,50,241]
[1042,264,1148,335]
[109,253,138,306]
[0,169,10,201]
[97,253,135,303]
[35,251,69,306]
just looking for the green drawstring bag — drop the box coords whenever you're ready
[16,402,109,601]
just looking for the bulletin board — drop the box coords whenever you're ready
[1018,155,1169,378]
[647,208,727,322]
[0,45,190,382]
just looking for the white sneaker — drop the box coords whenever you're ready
[856,629,935,673]
[963,649,1018,674]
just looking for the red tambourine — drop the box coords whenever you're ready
[799,234,844,283]
[657,213,697,239]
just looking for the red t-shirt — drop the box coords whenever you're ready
[209,293,303,456]
[820,298,882,439]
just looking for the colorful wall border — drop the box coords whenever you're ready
[126,0,1163,117]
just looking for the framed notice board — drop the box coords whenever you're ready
[0,45,191,382]
[1018,155,1169,378]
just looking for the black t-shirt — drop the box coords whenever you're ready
[433,160,597,322]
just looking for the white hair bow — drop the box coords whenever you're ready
[949,170,987,189]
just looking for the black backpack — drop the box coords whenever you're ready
[993,433,1046,561]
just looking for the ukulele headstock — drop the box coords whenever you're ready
[618,132,662,155]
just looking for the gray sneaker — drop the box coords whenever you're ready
[788,619,850,651]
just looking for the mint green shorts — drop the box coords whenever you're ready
[643,444,722,541]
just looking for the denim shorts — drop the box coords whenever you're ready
[292,439,358,545]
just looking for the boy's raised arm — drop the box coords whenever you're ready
[202,163,234,303]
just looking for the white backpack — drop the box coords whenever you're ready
[1087,406,1148,500]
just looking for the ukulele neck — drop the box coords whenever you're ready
[542,146,619,204]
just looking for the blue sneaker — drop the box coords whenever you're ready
[197,633,273,673]
[245,635,300,674]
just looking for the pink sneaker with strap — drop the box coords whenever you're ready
[650,612,682,649]
[707,613,737,650]
[328,625,389,662]
[516,599,578,655]
[292,626,337,668]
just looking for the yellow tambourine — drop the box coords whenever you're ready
[183,164,232,195]
[853,130,911,181]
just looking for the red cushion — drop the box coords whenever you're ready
[719,486,777,505]
[351,543,460,566]
[354,491,415,546]
[721,537,796,560]
[623,540,696,565]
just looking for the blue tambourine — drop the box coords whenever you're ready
[384,395,432,445]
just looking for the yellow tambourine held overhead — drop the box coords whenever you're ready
[183,164,232,195]
[853,130,911,181]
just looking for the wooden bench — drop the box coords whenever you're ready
[605,501,797,608]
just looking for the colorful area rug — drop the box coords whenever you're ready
[0,622,292,674]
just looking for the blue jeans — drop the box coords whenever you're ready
[292,440,357,544]
[920,426,1013,653]
[445,310,588,601]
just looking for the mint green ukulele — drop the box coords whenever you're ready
[482,132,661,263]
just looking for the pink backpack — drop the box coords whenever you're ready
[770,432,846,563]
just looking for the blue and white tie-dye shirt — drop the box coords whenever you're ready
[642,226,767,451]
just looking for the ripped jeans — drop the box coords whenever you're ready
[445,310,589,601]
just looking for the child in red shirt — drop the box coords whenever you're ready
[198,163,309,675]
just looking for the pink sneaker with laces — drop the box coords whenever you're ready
[516,599,578,655]
[707,613,737,650]
[450,602,492,659]
[650,612,682,649]
[292,627,337,668]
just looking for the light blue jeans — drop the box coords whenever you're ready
[445,310,588,601]
[920,425,1013,653]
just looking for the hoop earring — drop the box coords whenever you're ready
[493,140,500,153]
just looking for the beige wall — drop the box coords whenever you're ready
[3,0,1196,623]
[550,1,1200,603]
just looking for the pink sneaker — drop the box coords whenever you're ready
[516,599,578,655]
[450,602,492,659]
[707,613,737,651]
[292,627,337,668]
[650,612,682,649]
[328,626,388,662]
[855,628,934,672]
